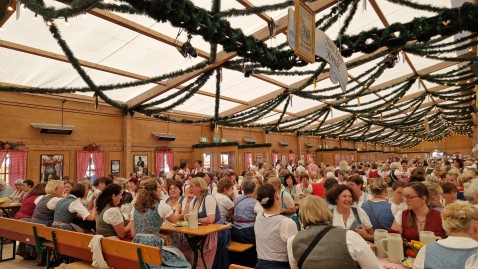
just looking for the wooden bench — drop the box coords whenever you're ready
[228,241,254,252]
[46,227,162,269]
[230,264,254,269]
[0,217,46,262]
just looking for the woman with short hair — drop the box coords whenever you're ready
[31,180,65,226]
[326,184,374,242]
[414,202,478,269]
[440,181,458,206]
[287,195,381,269]
[423,181,444,211]
[231,179,262,244]
[14,182,46,220]
[255,184,298,269]
[213,178,235,223]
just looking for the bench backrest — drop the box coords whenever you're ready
[49,227,94,262]
[102,237,162,268]
[0,217,44,245]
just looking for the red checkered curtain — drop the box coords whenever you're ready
[77,151,91,181]
[155,151,164,175]
[165,152,174,172]
[92,151,105,178]
[244,152,252,171]
[0,150,7,169]
[8,151,27,188]
[272,152,278,164]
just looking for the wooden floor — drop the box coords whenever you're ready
[1,242,45,269]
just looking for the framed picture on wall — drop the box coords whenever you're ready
[256,155,262,163]
[40,154,64,181]
[134,155,148,175]
[281,154,287,164]
[111,160,120,173]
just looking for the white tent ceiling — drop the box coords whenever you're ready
[0,0,477,148]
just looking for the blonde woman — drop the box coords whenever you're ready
[422,181,444,211]
[31,180,65,226]
[414,202,478,269]
[361,178,394,230]
[287,196,381,269]
[182,177,230,269]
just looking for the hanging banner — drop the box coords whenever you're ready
[288,6,348,92]
[294,0,315,63]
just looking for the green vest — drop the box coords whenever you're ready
[96,205,119,237]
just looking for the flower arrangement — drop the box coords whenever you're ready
[84,143,101,151]
[155,146,172,152]
[0,141,25,150]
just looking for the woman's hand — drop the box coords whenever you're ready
[186,194,195,203]
[354,225,370,240]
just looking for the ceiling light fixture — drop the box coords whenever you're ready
[243,58,253,78]
[382,51,399,69]
[177,34,197,58]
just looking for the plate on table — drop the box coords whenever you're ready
[401,258,415,269]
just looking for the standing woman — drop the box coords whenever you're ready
[183,177,231,269]
[255,184,298,269]
[96,183,131,240]
[130,179,190,268]
[390,183,446,241]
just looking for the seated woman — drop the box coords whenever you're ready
[326,184,374,242]
[346,175,372,207]
[62,179,76,197]
[96,183,131,240]
[391,182,446,241]
[423,181,444,211]
[389,181,407,216]
[213,178,235,223]
[52,183,96,231]
[14,182,46,220]
[130,179,190,268]
[231,179,262,244]
[414,202,478,269]
[269,177,300,231]
[182,177,231,269]
[287,195,382,269]
[255,184,298,269]
[31,180,65,226]
[282,173,300,198]
[361,178,394,230]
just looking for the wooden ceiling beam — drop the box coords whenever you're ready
[126,0,337,108]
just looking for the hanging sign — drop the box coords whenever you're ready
[288,5,348,92]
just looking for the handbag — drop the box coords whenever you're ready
[140,212,172,246]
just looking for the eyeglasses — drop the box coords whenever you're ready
[402,195,419,201]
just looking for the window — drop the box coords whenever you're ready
[203,153,211,172]
[0,153,10,185]
[160,153,171,173]
[84,154,97,182]
[221,152,229,169]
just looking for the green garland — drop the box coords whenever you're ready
[192,142,239,148]
[238,143,272,149]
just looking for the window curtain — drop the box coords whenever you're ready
[155,151,164,175]
[272,152,278,164]
[306,153,313,164]
[165,152,174,172]
[7,151,27,188]
[244,152,252,171]
[77,151,91,181]
[91,151,105,178]
[288,152,295,161]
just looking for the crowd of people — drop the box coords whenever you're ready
[1,155,478,268]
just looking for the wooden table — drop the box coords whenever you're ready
[161,223,230,269]
[0,203,21,218]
